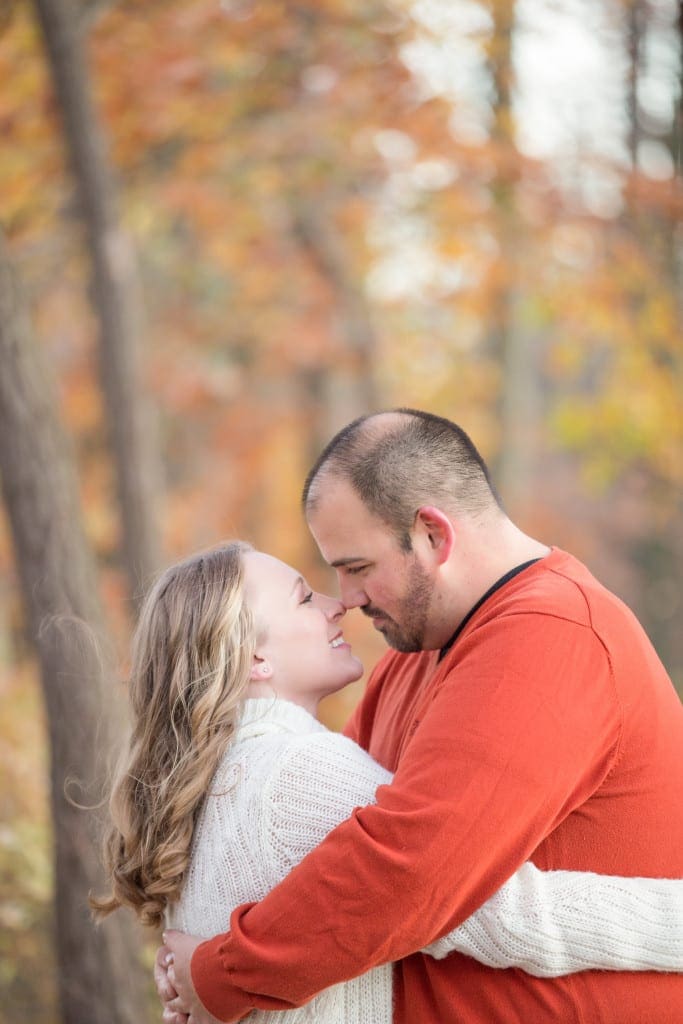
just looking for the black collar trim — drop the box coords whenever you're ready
[437,558,542,662]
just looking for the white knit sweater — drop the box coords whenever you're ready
[167,698,683,1023]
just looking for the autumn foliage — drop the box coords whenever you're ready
[0,0,681,1020]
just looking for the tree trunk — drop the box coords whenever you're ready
[0,229,148,1024]
[674,1,683,175]
[483,0,541,512]
[32,0,162,603]
[626,0,645,171]
[669,0,683,310]
[291,197,378,463]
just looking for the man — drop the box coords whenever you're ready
[159,409,683,1022]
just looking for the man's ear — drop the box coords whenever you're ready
[413,506,454,566]
[249,656,273,682]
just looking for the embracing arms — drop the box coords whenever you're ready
[185,663,683,1023]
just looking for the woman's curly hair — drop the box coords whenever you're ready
[90,541,255,928]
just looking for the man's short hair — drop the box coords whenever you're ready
[302,409,502,547]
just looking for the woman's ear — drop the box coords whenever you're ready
[249,656,273,682]
[413,506,455,566]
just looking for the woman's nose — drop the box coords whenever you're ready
[320,593,344,621]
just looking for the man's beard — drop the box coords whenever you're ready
[362,558,432,653]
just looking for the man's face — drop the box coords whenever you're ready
[306,476,435,653]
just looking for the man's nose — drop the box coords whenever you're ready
[338,575,367,610]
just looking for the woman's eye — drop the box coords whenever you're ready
[300,590,313,604]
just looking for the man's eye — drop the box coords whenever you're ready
[300,590,313,604]
[346,565,368,576]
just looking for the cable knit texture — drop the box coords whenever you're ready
[168,698,394,1023]
[169,697,683,1022]
[428,862,683,975]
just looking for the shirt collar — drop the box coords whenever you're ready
[438,557,542,662]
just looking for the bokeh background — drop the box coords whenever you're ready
[0,0,681,1020]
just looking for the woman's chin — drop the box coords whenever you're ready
[325,662,364,693]
[345,657,364,683]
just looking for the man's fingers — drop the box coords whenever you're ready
[162,1010,188,1024]
[162,1007,188,1024]
[155,943,172,970]
[163,928,183,949]
[157,975,178,1002]
[166,994,190,1014]
[154,946,178,1002]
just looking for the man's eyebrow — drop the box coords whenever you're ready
[329,557,367,569]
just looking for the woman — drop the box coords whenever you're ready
[93,542,683,1023]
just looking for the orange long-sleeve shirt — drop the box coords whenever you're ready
[192,549,683,1022]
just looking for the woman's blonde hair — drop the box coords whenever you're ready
[91,541,255,928]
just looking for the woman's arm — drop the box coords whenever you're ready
[426,861,683,974]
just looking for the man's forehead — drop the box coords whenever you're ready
[307,471,358,506]
[308,480,371,525]
[308,509,395,568]
[309,519,373,562]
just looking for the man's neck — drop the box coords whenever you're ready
[437,555,545,661]
[426,519,550,650]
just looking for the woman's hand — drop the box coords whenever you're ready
[156,931,224,1024]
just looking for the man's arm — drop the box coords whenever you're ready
[161,865,683,1023]
[239,730,683,979]
[189,614,622,1020]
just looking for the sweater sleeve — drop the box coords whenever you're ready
[191,614,627,1021]
[425,861,683,974]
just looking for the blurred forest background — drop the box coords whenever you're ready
[0,0,681,1020]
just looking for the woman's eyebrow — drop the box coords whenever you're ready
[290,575,305,595]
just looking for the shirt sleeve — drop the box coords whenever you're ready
[266,735,683,979]
[425,861,683,975]
[191,613,623,1021]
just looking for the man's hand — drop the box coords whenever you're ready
[154,942,186,1024]
[155,930,223,1024]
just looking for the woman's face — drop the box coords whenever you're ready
[243,551,364,713]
